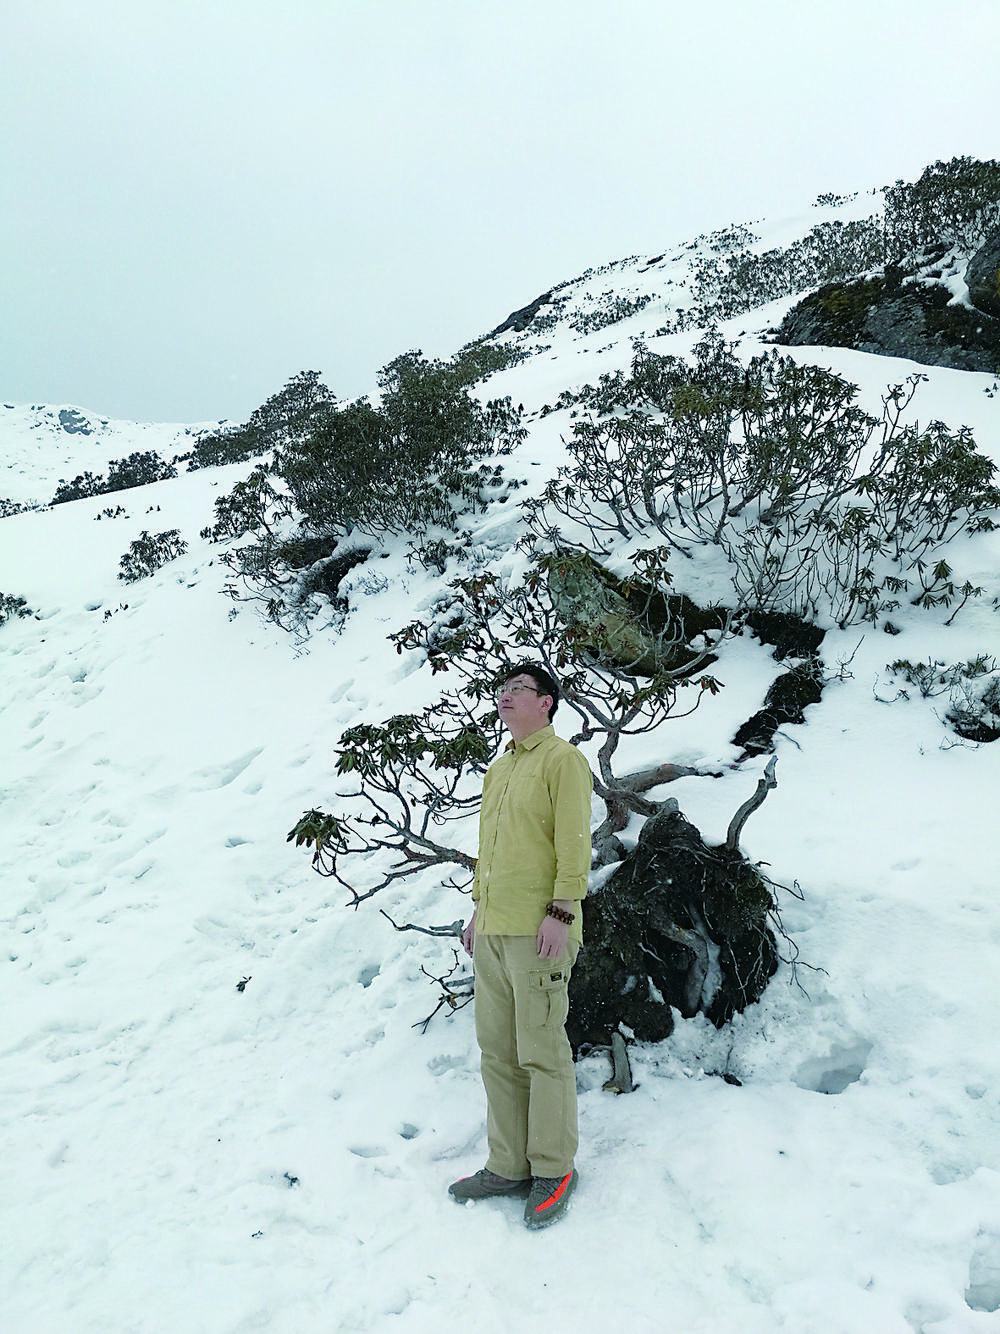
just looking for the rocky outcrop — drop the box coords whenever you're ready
[743,608,826,661]
[966,228,1000,318]
[772,258,1000,374]
[489,291,555,336]
[58,408,94,435]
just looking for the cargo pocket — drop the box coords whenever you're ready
[527,968,570,1031]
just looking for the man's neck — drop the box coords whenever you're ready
[506,719,550,746]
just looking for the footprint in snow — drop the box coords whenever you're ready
[427,1054,467,1076]
[56,850,93,868]
[967,1231,1000,1313]
[792,1038,873,1095]
[192,747,264,790]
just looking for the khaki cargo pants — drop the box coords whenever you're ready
[473,932,579,1180]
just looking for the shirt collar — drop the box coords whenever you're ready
[505,723,554,753]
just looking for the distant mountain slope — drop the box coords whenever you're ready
[0,402,224,509]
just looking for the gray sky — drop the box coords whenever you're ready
[2,0,998,424]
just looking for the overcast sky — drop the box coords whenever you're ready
[2,0,998,424]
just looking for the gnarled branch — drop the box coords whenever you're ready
[724,756,778,853]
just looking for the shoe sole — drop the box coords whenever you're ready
[449,1180,532,1203]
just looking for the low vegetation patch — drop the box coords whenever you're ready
[0,591,33,625]
[883,654,1000,743]
[51,451,177,505]
[118,530,188,583]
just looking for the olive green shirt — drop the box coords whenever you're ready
[472,724,592,943]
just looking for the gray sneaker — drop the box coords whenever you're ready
[524,1169,578,1228]
[448,1168,531,1202]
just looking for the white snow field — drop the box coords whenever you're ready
[3,199,1000,1334]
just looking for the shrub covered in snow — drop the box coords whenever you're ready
[118,529,188,583]
[0,591,32,625]
[51,471,107,504]
[883,155,1000,256]
[0,497,37,519]
[277,350,524,538]
[206,350,525,629]
[105,451,177,492]
[530,329,998,627]
[639,156,1000,338]
[188,371,334,471]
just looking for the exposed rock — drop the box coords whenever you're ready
[290,544,372,604]
[743,608,826,661]
[568,803,779,1050]
[58,408,93,435]
[732,658,825,757]
[966,228,1000,318]
[772,265,1000,373]
[547,552,725,677]
[489,291,555,336]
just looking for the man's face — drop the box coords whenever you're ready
[496,673,551,739]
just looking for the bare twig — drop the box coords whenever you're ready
[412,951,475,1033]
[380,910,464,938]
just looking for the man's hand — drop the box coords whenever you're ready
[536,913,569,959]
[461,910,476,957]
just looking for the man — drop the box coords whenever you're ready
[449,662,592,1230]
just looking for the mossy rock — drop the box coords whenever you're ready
[773,264,1000,373]
[965,229,1000,319]
[547,553,725,678]
[814,276,889,339]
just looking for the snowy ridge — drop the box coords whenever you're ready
[0,403,224,508]
[493,190,884,361]
[3,194,1000,1333]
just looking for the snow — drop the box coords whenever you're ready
[3,197,1000,1333]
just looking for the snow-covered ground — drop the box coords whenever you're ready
[3,199,1000,1333]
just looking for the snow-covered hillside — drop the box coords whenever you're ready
[0,403,223,509]
[3,194,1000,1334]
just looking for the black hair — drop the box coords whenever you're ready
[500,660,560,721]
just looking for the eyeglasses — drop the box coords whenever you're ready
[494,683,541,700]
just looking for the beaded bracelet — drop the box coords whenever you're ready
[545,902,575,925]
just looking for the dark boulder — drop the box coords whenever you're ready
[966,229,1000,318]
[568,803,779,1051]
